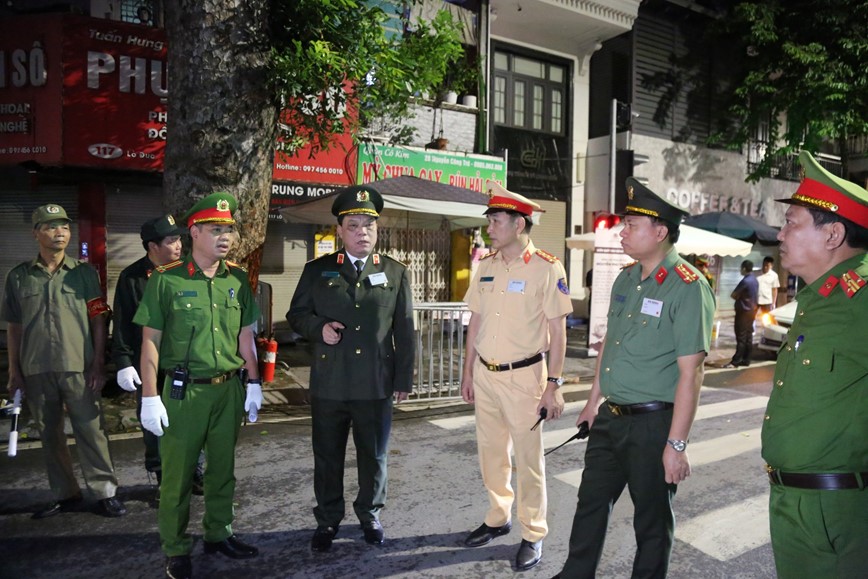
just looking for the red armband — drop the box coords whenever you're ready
[86,297,110,318]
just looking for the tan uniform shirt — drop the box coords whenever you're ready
[465,240,572,363]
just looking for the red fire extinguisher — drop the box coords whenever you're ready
[259,336,278,383]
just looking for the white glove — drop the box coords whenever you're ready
[245,381,263,422]
[117,366,141,392]
[141,396,169,436]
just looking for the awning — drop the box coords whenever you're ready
[566,224,752,257]
[279,176,501,230]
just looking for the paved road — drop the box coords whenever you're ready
[0,364,778,579]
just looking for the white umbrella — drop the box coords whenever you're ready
[566,223,752,257]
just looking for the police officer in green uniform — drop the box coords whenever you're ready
[2,204,127,519]
[135,193,262,579]
[111,215,205,495]
[555,179,715,578]
[288,185,414,552]
[762,151,868,578]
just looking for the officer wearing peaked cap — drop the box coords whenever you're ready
[556,177,715,578]
[289,182,414,552]
[762,152,868,578]
[111,214,207,497]
[135,192,262,578]
[461,180,572,571]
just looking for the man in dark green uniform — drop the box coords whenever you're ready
[555,179,715,578]
[2,204,126,519]
[111,215,205,496]
[135,193,262,579]
[762,151,868,578]
[288,185,415,552]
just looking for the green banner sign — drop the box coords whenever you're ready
[357,144,507,193]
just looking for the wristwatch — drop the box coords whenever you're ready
[247,378,262,386]
[667,439,687,452]
[547,376,564,388]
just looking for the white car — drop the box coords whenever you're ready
[758,300,798,354]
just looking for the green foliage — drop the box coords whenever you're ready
[270,0,466,153]
[711,0,868,180]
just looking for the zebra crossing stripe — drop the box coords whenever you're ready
[676,493,770,561]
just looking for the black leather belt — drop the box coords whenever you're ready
[479,352,544,372]
[607,400,674,416]
[767,468,868,490]
[161,370,238,385]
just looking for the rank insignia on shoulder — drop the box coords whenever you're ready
[226,260,247,272]
[481,250,498,260]
[535,249,558,264]
[840,269,865,298]
[155,259,183,273]
[674,263,699,284]
[557,277,570,295]
[818,274,839,297]
[622,261,638,269]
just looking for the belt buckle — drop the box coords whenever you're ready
[487,363,498,372]
[608,403,621,416]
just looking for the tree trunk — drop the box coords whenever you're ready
[163,0,276,274]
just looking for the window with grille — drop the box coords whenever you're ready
[120,0,157,26]
[493,50,567,136]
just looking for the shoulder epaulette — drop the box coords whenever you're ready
[378,253,407,267]
[226,260,248,273]
[481,250,498,260]
[674,263,699,284]
[155,259,183,273]
[840,269,866,298]
[534,249,559,264]
[621,260,638,269]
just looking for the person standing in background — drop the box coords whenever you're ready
[726,260,758,368]
[111,215,205,499]
[2,204,126,519]
[756,256,780,314]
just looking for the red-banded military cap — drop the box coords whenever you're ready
[184,192,237,228]
[331,185,384,218]
[778,151,868,229]
[624,177,688,226]
[484,180,540,217]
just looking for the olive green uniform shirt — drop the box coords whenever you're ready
[600,247,715,404]
[1,254,105,375]
[133,256,259,376]
[761,252,868,473]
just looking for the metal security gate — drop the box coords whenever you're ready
[412,302,470,399]
[378,226,450,303]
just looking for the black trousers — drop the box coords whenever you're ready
[731,308,757,366]
[310,396,393,527]
[561,404,677,579]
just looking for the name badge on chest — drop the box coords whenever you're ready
[507,279,526,293]
[368,272,388,286]
[640,297,663,318]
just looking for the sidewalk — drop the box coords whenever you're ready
[1,313,749,447]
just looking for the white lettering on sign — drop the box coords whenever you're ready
[0,103,31,114]
[666,188,763,219]
[86,51,168,97]
[0,44,48,89]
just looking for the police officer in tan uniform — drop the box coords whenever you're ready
[461,181,573,571]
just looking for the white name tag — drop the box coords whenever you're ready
[507,279,526,293]
[641,297,663,317]
[368,272,388,286]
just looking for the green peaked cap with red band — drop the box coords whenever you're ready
[778,151,868,229]
[184,192,238,228]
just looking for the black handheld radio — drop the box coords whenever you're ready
[170,326,196,400]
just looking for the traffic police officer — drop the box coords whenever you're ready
[762,151,868,578]
[461,181,573,571]
[288,185,415,552]
[135,193,262,579]
[555,178,715,578]
[111,214,205,495]
[2,204,126,519]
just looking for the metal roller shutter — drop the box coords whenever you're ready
[533,199,567,265]
[259,220,315,339]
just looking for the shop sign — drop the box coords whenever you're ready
[357,144,507,191]
[666,188,763,218]
[269,182,341,221]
